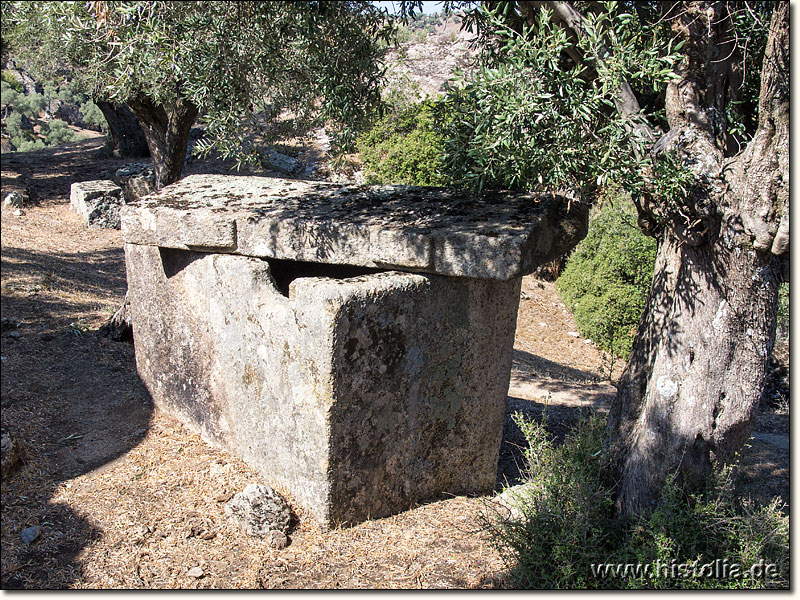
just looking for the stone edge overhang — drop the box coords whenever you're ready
[121,174,588,281]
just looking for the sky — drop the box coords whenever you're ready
[371,1,443,15]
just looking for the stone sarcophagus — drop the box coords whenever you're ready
[121,174,587,527]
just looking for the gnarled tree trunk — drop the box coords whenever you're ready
[102,92,198,341]
[126,93,199,189]
[608,1,789,515]
[95,101,150,158]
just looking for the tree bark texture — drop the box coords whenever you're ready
[608,1,789,515]
[126,93,199,189]
[95,101,151,158]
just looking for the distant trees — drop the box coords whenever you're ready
[1,76,106,151]
[7,1,393,188]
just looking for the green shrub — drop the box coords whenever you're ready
[1,81,20,112]
[1,70,24,93]
[43,81,59,101]
[490,414,789,589]
[556,197,656,360]
[79,98,106,129]
[5,109,25,133]
[357,101,449,186]
[494,414,620,588]
[57,83,80,105]
[41,118,75,145]
[12,137,46,152]
[13,91,46,118]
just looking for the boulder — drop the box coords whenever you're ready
[225,484,291,537]
[3,189,33,208]
[70,180,124,229]
[113,163,156,203]
[262,149,301,175]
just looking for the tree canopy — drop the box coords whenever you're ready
[6,1,394,185]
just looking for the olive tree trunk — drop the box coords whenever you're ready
[126,93,199,189]
[95,101,151,158]
[608,2,789,515]
[102,92,198,340]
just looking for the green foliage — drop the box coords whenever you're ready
[556,197,656,360]
[1,70,23,92]
[41,118,75,145]
[79,99,106,129]
[394,13,442,45]
[490,414,789,589]
[1,80,19,112]
[725,2,776,148]
[12,137,45,152]
[496,413,620,588]
[7,1,394,164]
[2,77,90,151]
[56,82,79,104]
[357,101,449,186]
[4,107,22,129]
[6,89,45,118]
[437,3,680,196]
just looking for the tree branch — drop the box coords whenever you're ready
[726,1,789,257]
[521,0,655,143]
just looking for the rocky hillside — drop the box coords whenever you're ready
[382,16,478,102]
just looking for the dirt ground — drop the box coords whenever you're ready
[0,136,789,589]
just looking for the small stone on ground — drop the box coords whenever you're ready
[225,484,291,537]
[20,526,40,546]
[187,567,204,578]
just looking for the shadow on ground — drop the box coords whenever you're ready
[496,349,614,489]
[1,243,152,588]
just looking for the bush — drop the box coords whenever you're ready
[1,81,20,113]
[13,91,46,119]
[357,101,449,186]
[41,118,75,145]
[12,137,46,152]
[1,70,24,93]
[79,99,106,129]
[489,414,789,589]
[556,197,656,360]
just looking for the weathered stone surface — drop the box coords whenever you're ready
[3,188,33,208]
[1,432,25,478]
[493,483,534,523]
[125,244,520,526]
[19,525,40,546]
[122,174,588,280]
[70,180,124,229]
[225,484,291,537]
[262,149,301,175]
[113,162,156,203]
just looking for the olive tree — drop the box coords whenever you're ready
[436,0,788,515]
[8,1,392,188]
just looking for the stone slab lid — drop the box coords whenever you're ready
[121,174,587,280]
